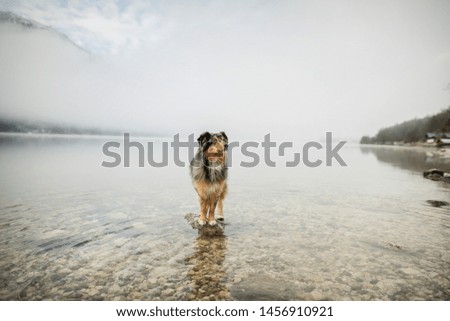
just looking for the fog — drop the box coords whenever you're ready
[1,0,450,141]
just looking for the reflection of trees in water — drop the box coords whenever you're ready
[360,146,450,173]
[185,235,229,300]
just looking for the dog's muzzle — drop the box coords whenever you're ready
[205,151,224,160]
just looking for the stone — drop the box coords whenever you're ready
[161,288,175,297]
[427,173,444,181]
[423,168,450,182]
[185,213,225,236]
[423,169,444,177]
[426,200,449,208]
[400,267,421,276]
[381,241,403,250]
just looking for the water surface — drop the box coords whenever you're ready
[0,134,449,300]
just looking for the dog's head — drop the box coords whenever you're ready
[197,131,228,165]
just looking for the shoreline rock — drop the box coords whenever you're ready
[426,200,450,208]
[423,168,450,183]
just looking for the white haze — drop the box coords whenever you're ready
[1,0,450,141]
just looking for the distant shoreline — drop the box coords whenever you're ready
[360,107,450,146]
[0,131,167,140]
[0,119,160,138]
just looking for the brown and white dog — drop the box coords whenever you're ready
[190,131,228,226]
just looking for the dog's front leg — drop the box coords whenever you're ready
[217,183,227,222]
[208,194,218,226]
[199,197,208,226]
[217,197,224,222]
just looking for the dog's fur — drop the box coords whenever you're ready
[190,131,228,226]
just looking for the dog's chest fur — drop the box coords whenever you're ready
[190,152,227,184]
[191,162,226,183]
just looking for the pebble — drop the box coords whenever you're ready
[161,289,175,297]
[400,267,421,275]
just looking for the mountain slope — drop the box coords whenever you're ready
[0,11,90,54]
[0,11,106,134]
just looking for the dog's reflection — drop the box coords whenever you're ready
[185,235,229,300]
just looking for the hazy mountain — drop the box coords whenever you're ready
[0,9,172,140]
[0,10,45,28]
[0,11,161,136]
[0,11,90,55]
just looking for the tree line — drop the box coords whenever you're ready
[360,106,450,144]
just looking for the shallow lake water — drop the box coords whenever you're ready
[0,134,449,300]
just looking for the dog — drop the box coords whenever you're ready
[190,131,228,226]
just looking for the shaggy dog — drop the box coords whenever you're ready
[190,131,228,226]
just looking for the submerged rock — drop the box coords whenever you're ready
[426,200,450,208]
[185,213,225,236]
[381,241,404,250]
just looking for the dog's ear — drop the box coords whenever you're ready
[219,131,228,142]
[197,132,211,146]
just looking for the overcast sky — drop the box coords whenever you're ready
[0,0,449,141]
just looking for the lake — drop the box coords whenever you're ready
[0,134,449,300]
